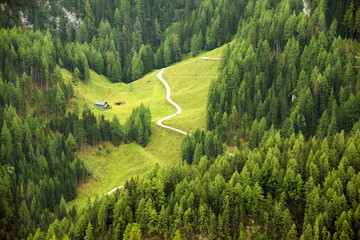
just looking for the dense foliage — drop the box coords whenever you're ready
[29,128,360,239]
[181,129,223,165]
[0,0,244,83]
[0,106,88,239]
[0,25,86,239]
[124,104,152,147]
[0,69,86,239]
[0,23,151,239]
[207,0,360,146]
[2,0,360,239]
[49,103,151,150]
[30,0,360,239]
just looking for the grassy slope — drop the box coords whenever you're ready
[65,45,224,209]
[162,47,223,131]
[62,68,173,123]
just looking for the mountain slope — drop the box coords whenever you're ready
[36,0,360,239]
[66,47,223,209]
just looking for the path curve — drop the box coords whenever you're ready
[156,69,188,135]
[107,186,123,195]
[202,57,221,60]
[303,0,310,17]
[107,58,220,196]
[107,69,186,196]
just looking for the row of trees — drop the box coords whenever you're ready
[0,26,93,92]
[32,126,360,239]
[49,103,151,150]
[180,129,223,165]
[124,104,152,147]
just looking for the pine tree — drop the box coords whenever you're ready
[129,223,142,240]
[131,53,144,81]
[206,16,220,50]
[249,119,259,150]
[84,0,93,17]
[164,39,173,66]
[84,222,94,240]
[137,120,144,146]
[155,47,164,69]
[172,34,182,63]
[343,0,355,38]
[111,60,122,82]
[111,115,123,146]
[132,18,143,53]
[1,121,13,165]
[191,35,199,57]
[59,196,67,220]
[193,143,203,165]
[18,200,31,238]
[286,224,298,240]
[65,133,76,161]
[76,22,89,44]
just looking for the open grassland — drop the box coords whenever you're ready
[68,124,182,209]
[162,46,224,132]
[61,69,174,123]
[66,45,224,209]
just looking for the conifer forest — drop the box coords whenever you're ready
[1,0,360,239]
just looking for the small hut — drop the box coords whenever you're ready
[95,101,110,109]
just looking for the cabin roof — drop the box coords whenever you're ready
[95,101,107,105]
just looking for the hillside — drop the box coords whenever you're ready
[1,0,360,239]
[66,47,223,209]
[34,0,360,239]
[162,47,223,131]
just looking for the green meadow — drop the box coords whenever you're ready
[66,45,224,209]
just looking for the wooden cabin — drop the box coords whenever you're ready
[95,101,110,109]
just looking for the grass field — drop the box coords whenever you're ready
[67,123,182,209]
[162,51,223,131]
[66,45,225,209]
[61,68,174,123]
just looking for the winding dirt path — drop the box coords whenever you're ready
[107,186,123,195]
[303,0,310,17]
[106,69,186,196]
[201,57,221,60]
[156,69,188,135]
[106,57,220,195]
